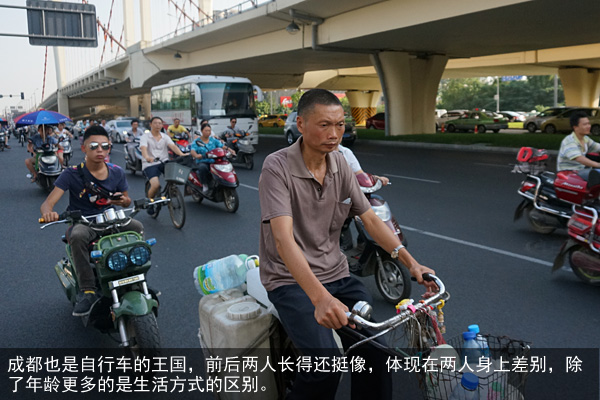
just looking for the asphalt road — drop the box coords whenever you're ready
[0,135,598,396]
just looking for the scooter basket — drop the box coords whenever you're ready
[164,162,191,184]
[418,334,531,400]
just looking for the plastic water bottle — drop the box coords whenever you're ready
[193,254,257,295]
[462,332,483,366]
[448,373,480,400]
[468,324,490,358]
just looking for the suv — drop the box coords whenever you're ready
[284,111,357,146]
[524,107,574,133]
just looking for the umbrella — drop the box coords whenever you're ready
[14,110,71,127]
[0,118,7,125]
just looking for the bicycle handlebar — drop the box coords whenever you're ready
[346,274,446,331]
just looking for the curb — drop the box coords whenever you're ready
[258,134,559,156]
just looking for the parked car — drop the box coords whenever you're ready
[499,111,526,122]
[284,111,357,146]
[539,107,600,134]
[436,109,468,130]
[365,112,385,130]
[106,119,133,143]
[444,110,508,133]
[258,114,287,128]
[523,107,574,133]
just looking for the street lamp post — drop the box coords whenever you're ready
[495,76,500,113]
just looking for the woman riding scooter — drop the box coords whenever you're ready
[190,123,236,193]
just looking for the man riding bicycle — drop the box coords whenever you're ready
[140,116,186,216]
[40,126,143,316]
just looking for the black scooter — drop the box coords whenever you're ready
[220,128,256,170]
[340,173,411,303]
[34,144,63,192]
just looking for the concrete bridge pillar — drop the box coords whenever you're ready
[141,94,152,119]
[57,90,70,117]
[345,90,380,126]
[129,95,139,118]
[558,67,600,107]
[373,52,447,135]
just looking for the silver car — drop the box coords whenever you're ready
[106,120,134,143]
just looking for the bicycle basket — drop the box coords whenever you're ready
[419,334,531,400]
[164,162,191,184]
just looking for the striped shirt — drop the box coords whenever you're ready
[557,132,600,171]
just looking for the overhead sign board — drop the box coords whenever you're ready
[26,0,97,47]
[501,75,524,82]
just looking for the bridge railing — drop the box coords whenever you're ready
[150,0,272,47]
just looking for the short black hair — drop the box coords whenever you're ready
[230,117,237,122]
[570,111,590,129]
[200,119,208,126]
[297,89,342,117]
[130,119,139,125]
[150,116,163,124]
[83,125,109,142]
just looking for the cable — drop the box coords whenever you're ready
[41,46,48,104]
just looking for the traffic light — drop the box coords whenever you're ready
[21,92,24,100]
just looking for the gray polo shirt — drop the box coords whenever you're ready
[258,138,371,291]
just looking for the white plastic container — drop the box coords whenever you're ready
[198,288,276,400]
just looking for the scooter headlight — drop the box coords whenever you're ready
[107,250,129,271]
[40,155,57,164]
[239,139,250,145]
[129,245,151,266]
[371,202,392,222]
[214,163,233,172]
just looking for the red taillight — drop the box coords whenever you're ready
[494,118,499,122]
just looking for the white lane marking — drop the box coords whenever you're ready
[401,225,553,267]
[111,148,124,154]
[239,183,258,191]
[385,174,441,184]
[474,162,510,168]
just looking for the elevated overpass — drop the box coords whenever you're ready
[41,0,600,134]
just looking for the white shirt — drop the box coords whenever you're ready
[338,144,362,173]
[139,131,171,170]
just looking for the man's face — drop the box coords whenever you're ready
[574,117,591,136]
[231,119,237,127]
[296,104,344,154]
[151,119,163,131]
[82,135,111,163]
[174,119,180,127]
[131,122,138,130]
[58,123,64,130]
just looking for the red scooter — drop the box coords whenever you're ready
[553,169,600,285]
[340,172,411,303]
[169,132,190,159]
[184,147,240,213]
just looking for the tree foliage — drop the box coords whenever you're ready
[437,75,564,111]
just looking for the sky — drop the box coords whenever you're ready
[0,0,250,116]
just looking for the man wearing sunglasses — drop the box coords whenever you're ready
[40,126,143,316]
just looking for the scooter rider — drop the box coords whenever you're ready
[557,111,600,171]
[140,116,186,215]
[258,89,436,400]
[190,123,236,193]
[125,119,142,160]
[40,126,143,316]
[167,118,189,141]
[222,117,244,137]
[26,125,58,182]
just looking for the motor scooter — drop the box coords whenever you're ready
[513,146,575,234]
[169,132,191,159]
[340,172,411,303]
[33,143,63,192]
[124,136,143,175]
[40,200,164,354]
[59,135,73,166]
[184,147,240,213]
[0,130,6,151]
[552,169,600,285]
[220,128,256,170]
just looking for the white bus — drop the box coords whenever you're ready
[150,75,263,144]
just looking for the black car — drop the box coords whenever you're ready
[283,111,357,146]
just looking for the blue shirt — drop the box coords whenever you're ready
[54,163,129,216]
[29,133,58,151]
[191,136,223,164]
